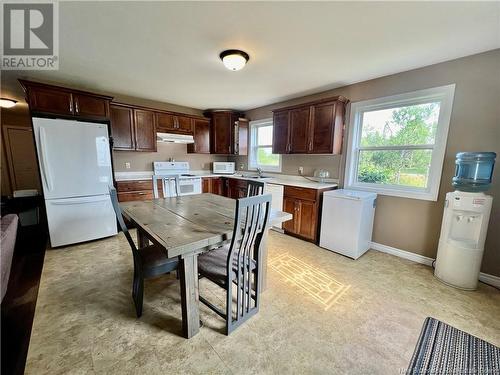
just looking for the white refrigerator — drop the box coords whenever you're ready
[32,117,117,247]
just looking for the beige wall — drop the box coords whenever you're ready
[231,153,342,178]
[113,143,225,172]
[240,49,500,277]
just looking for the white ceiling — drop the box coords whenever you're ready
[2,1,500,111]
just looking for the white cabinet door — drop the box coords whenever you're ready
[33,118,112,199]
[46,195,117,247]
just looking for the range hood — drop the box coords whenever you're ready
[157,132,194,144]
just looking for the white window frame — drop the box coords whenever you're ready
[248,118,282,172]
[344,84,455,201]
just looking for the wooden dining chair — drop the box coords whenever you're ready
[246,180,265,197]
[197,194,272,335]
[109,187,179,317]
[153,175,181,198]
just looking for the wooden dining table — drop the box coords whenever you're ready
[120,193,292,339]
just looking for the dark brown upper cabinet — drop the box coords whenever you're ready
[272,96,348,155]
[289,107,311,153]
[112,103,209,152]
[210,111,233,154]
[187,118,211,154]
[134,109,157,152]
[110,104,134,150]
[272,110,290,154]
[110,103,156,152]
[156,113,194,134]
[155,112,177,133]
[235,118,248,156]
[309,101,345,154]
[73,93,110,119]
[19,80,112,121]
[205,110,247,155]
[177,115,193,133]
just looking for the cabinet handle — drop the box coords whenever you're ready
[308,141,312,151]
[69,99,73,113]
[75,99,79,114]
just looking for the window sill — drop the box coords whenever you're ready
[344,183,439,201]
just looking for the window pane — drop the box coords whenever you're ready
[257,125,273,146]
[357,149,432,188]
[257,147,279,167]
[360,103,440,147]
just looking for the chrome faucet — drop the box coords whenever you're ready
[256,167,263,177]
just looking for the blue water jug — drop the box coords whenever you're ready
[452,152,496,192]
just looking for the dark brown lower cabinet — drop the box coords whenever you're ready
[282,197,317,241]
[227,178,248,199]
[282,185,336,243]
[202,177,224,196]
[116,180,162,202]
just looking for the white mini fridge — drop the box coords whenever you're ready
[319,189,377,259]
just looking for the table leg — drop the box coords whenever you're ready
[137,229,149,248]
[179,252,200,339]
[260,229,269,292]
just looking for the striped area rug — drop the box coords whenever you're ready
[407,317,500,374]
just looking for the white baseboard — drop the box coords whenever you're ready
[370,241,500,289]
[370,242,434,266]
[478,273,500,289]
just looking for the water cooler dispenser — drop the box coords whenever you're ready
[434,152,496,290]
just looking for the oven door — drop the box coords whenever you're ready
[178,178,202,196]
[164,177,201,197]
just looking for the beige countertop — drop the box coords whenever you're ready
[114,171,338,190]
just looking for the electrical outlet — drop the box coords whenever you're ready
[298,167,304,175]
[125,162,131,169]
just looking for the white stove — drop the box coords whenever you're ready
[153,162,202,197]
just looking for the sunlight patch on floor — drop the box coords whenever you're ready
[269,252,350,311]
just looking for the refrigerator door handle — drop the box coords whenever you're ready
[50,196,110,205]
[39,127,53,192]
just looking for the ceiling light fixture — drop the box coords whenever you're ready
[220,49,249,71]
[0,98,17,108]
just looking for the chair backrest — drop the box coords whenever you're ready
[153,175,181,198]
[226,193,271,326]
[109,186,138,253]
[246,180,265,197]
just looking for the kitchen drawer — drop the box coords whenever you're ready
[284,186,317,201]
[116,180,153,192]
[117,191,153,202]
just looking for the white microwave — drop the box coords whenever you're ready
[213,162,235,174]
